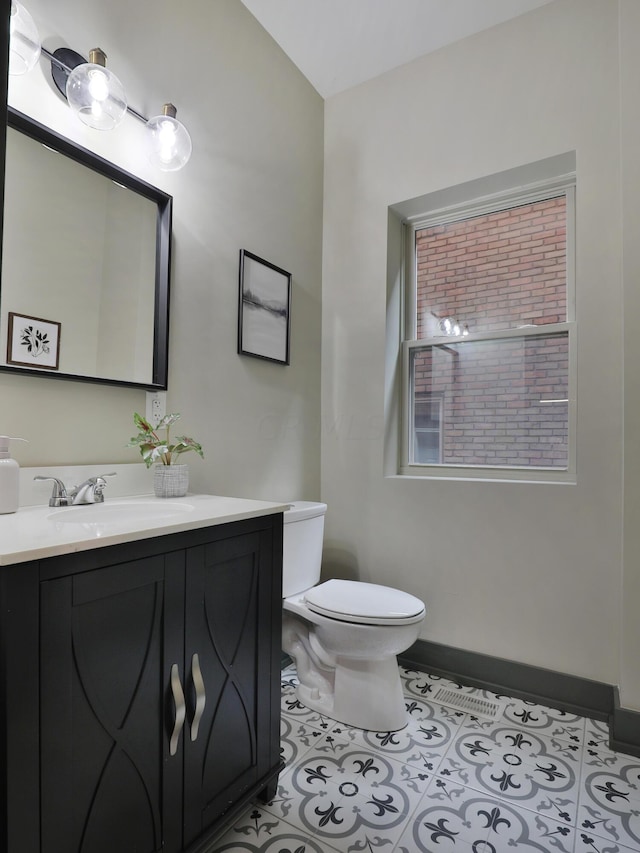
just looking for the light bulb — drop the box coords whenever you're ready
[65,48,127,131]
[87,68,109,102]
[145,104,192,171]
[9,1,41,75]
[157,119,178,158]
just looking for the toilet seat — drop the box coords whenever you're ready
[304,579,425,626]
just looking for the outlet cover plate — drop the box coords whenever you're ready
[145,391,166,426]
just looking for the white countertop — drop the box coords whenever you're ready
[0,493,288,566]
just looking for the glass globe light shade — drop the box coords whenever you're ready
[145,105,192,171]
[65,48,127,131]
[9,1,41,76]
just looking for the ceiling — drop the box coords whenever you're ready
[239,0,556,98]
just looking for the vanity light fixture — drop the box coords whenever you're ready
[50,47,192,169]
[145,104,192,172]
[8,3,193,171]
[8,0,41,76]
[65,47,128,131]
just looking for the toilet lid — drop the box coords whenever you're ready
[304,579,425,626]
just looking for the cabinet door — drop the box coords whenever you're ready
[182,527,276,844]
[40,554,185,853]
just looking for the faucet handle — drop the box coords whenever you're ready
[92,472,117,500]
[34,476,69,507]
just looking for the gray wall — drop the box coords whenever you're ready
[621,0,640,712]
[321,0,639,710]
[3,0,324,503]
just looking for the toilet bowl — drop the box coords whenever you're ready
[281,502,425,732]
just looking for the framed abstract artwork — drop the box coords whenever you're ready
[238,250,291,365]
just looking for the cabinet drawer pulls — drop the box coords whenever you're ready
[169,663,186,756]
[190,653,206,742]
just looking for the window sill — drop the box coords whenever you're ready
[392,466,576,485]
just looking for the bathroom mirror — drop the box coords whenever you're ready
[0,107,171,389]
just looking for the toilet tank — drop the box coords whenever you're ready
[282,501,327,598]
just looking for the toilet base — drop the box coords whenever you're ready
[296,654,408,732]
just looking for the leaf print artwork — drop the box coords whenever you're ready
[6,312,61,371]
[19,325,50,358]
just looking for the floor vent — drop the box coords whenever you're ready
[430,687,505,721]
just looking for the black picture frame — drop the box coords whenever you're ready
[238,249,291,365]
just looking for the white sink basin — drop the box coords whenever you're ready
[48,500,194,525]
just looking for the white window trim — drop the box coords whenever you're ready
[399,180,576,484]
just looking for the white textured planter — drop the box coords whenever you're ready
[153,463,188,498]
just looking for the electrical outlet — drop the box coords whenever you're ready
[146,391,166,426]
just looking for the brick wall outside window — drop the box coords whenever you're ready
[411,196,568,468]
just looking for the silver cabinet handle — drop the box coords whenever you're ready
[190,653,206,742]
[169,663,186,756]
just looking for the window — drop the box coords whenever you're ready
[401,176,575,479]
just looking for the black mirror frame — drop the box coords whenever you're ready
[1,106,172,390]
[0,0,8,310]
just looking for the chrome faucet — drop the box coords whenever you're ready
[35,473,117,507]
[68,474,116,505]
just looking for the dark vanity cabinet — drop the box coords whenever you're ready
[0,513,283,853]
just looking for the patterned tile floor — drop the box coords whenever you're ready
[211,665,640,852]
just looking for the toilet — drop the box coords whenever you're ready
[281,501,425,732]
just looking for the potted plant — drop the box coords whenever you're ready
[128,412,204,497]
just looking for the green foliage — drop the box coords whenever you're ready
[128,412,204,468]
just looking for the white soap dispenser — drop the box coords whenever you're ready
[0,436,27,514]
